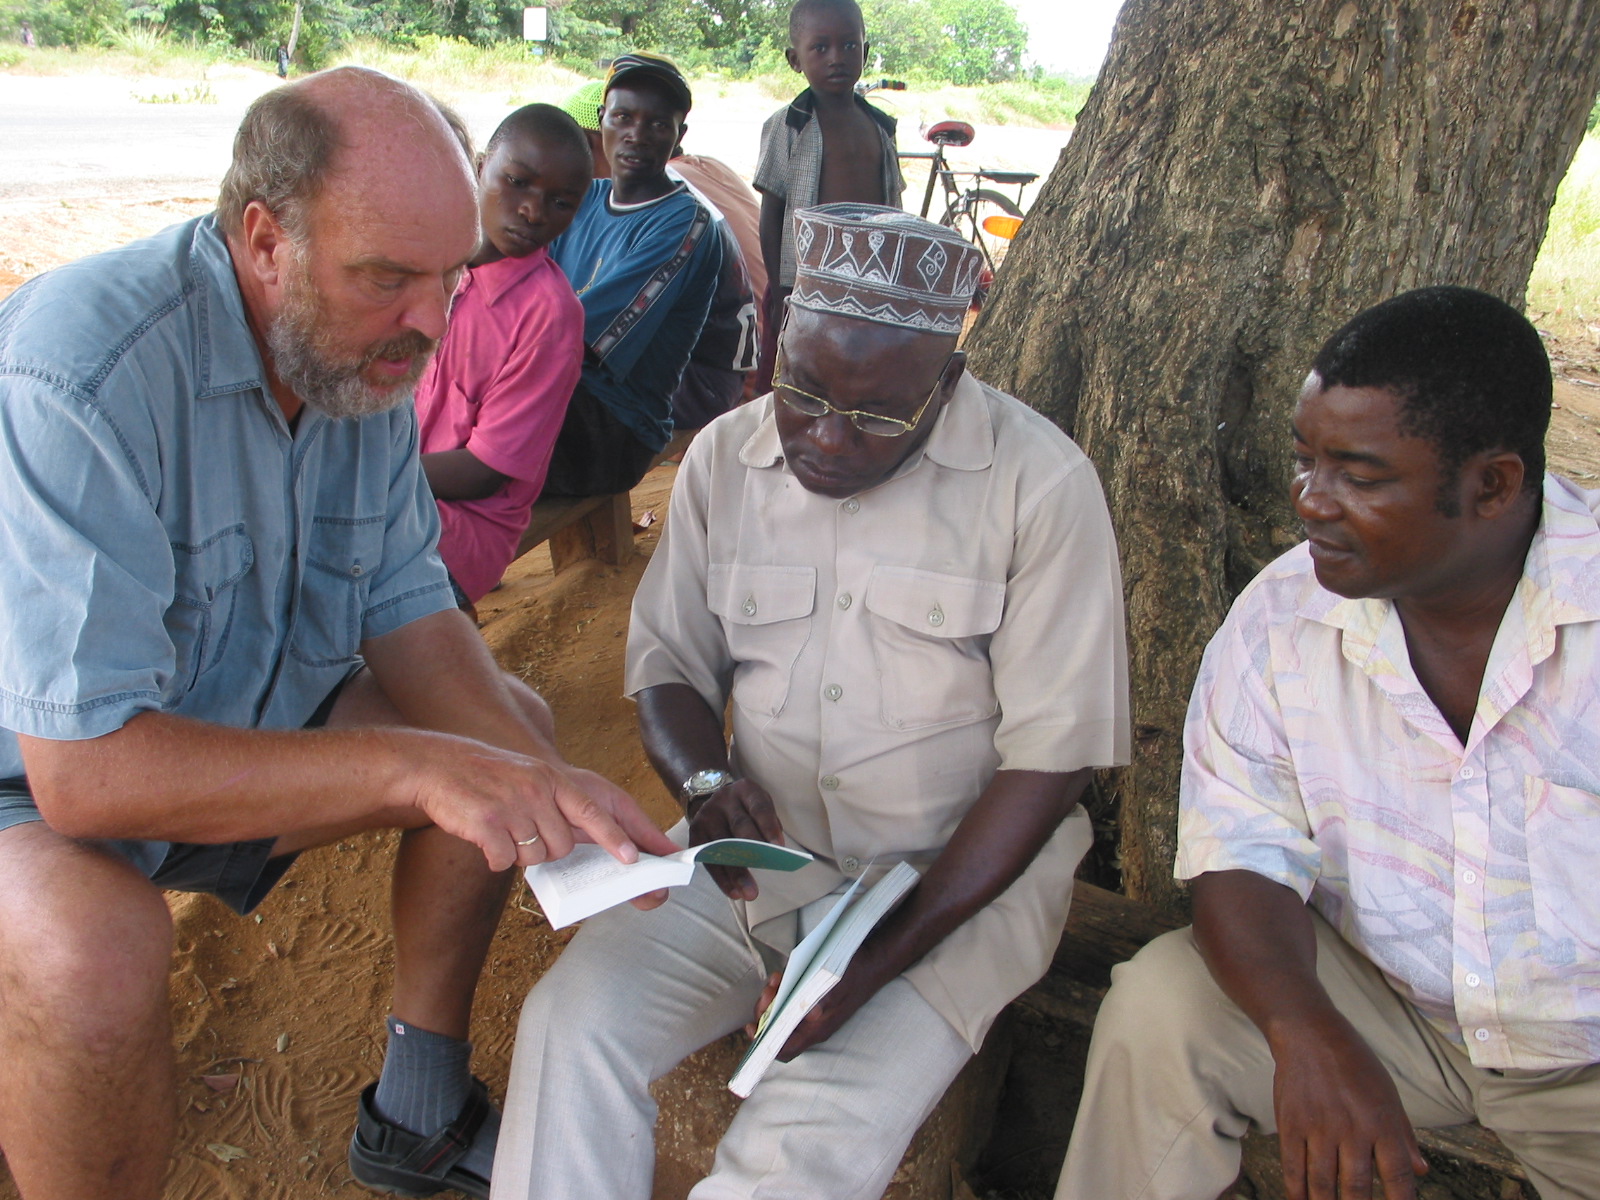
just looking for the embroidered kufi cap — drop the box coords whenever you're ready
[789,203,983,336]
[560,80,606,132]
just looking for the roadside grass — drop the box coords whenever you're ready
[0,34,242,79]
[1528,134,1600,346]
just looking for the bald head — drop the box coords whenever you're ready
[218,66,475,244]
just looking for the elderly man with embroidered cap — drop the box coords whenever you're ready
[489,204,1130,1200]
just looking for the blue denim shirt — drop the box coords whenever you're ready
[0,215,454,779]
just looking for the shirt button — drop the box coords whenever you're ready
[1460,766,1475,779]
[840,856,861,873]
[843,498,860,514]
[1462,869,1478,885]
[837,593,852,610]
[820,775,839,790]
[928,606,945,627]
[350,564,364,576]
[824,683,843,701]
[742,595,757,616]
[1474,1028,1491,1042]
[1466,972,1481,987]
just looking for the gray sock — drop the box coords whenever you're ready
[373,1016,499,1182]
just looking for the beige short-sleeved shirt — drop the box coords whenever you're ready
[625,374,1130,1048]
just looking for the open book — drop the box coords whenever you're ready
[525,838,814,930]
[728,860,920,1098]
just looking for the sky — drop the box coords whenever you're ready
[1010,0,1125,78]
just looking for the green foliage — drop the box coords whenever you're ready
[977,74,1092,126]
[0,0,1038,87]
[1528,134,1600,337]
[929,0,1021,84]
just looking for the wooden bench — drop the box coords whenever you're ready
[989,882,1533,1199]
[505,432,694,579]
[510,429,697,575]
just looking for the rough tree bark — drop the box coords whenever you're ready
[967,0,1600,915]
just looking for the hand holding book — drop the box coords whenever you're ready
[685,776,786,902]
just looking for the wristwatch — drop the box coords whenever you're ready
[681,768,736,815]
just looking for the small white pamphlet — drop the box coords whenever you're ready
[524,838,814,930]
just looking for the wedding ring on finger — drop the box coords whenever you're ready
[516,834,541,847]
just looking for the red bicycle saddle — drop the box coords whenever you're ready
[925,120,975,148]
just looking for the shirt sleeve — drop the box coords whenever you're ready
[1174,591,1321,897]
[0,377,177,738]
[624,428,736,713]
[360,404,456,640]
[463,282,583,489]
[753,109,790,199]
[988,453,1131,772]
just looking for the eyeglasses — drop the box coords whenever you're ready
[773,344,950,438]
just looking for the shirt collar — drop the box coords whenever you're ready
[1297,473,1600,646]
[190,215,270,400]
[467,247,551,307]
[784,88,898,136]
[738,370,995,478]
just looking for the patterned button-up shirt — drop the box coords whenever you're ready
[1177,475,1600,1069]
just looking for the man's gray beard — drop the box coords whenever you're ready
[266,254,435,421]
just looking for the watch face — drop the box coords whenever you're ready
[686,769,732,796]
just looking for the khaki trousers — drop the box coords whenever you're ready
[1054,915,1600,1200]
[490,868,972,1200]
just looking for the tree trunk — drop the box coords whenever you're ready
[285,2,303,62]
[967,0,1600,916]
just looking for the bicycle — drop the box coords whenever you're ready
[859,81,1038,295]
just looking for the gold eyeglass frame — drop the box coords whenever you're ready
[773,341,952,438]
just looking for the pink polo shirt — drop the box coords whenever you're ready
[415,248,584,602]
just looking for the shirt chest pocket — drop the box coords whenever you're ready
[290,516,386,668]
[165,525,255,696]
[1523,778,1600,969]
[708,563,816,721]
[865,566,1003,731]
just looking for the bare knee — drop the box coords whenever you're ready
[503,673,556,741]
[0,837,173,1050]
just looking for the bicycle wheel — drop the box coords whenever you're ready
[941,189,1024,273]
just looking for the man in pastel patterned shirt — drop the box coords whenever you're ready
[1056,286,1600,1200]
[0,68,674,1200]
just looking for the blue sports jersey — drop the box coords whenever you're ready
[551,179,722,452]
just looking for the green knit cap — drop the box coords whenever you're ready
[560,80,606,131]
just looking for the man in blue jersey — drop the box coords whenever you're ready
[543,52,722,497]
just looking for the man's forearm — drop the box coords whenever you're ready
[1191,869,1346,1047]
[635,682,731,807]
[864,768,1090,981]
[22,611,564,845]
[20,713,437,842]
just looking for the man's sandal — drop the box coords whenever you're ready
[347,1078,493,1199]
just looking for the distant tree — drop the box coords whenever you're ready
[932,0,1022,83]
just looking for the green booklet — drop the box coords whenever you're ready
[728,860,921,1097]
[525,838,813,929]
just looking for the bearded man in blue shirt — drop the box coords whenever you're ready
[0,67,675,1200]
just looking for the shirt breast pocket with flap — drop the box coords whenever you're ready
[708,563,816,721]
[291,515,386,668]
[165,524,255,697]
[865,566,1004,731]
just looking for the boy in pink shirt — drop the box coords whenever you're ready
[414,104,592,606]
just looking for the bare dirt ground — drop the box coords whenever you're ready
[3,74,1600,1199]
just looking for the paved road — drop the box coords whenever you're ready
[0,74,260,202]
